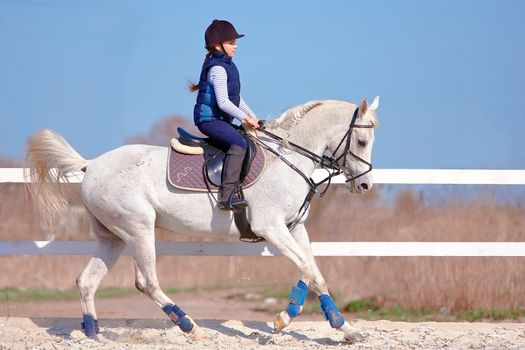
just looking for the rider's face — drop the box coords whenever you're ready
[216,40,237,57]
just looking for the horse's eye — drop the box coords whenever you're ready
[358,139,367,147]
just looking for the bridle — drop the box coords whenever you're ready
[254,106,375,230]
[331,107,374,183]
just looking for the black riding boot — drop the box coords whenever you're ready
[218,144,248,211]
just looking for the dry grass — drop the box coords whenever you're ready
[1,182,524,311]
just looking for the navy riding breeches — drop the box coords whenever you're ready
[197,119,247,150]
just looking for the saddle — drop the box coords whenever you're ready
[168,127,265,191]
[177,127,258,187]
[167,127,266,243]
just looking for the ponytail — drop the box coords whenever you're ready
[188,80,199,93]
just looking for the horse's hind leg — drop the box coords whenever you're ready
[125,229,207,339]
[133,260,147,294]
[76,218,126,338]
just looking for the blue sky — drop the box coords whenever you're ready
[1,0,524,169]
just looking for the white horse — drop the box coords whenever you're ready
[26,97,379,342]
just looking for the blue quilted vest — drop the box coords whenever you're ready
[193,52,241,125]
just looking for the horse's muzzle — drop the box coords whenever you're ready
[346,177,373,193]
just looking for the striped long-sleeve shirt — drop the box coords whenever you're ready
[207,65,256,121]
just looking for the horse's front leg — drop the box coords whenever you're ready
[285,224,366,343]
[249,219,316,333]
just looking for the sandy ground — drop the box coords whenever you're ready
[1,317,525,349]
[1,290,525,349]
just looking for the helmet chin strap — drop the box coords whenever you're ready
[220,43,226,54]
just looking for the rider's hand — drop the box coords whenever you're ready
[245,116,259,129]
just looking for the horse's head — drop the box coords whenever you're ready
[328,96,379,193]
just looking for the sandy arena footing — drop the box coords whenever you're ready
[1,317,524,349]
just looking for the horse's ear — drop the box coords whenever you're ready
[358,99,368,117]
[369,96,380,111]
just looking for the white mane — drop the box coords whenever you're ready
[267,99,378,131]
[267,101,323,130]
[264,99,378,149]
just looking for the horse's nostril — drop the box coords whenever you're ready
[360,183,369,191]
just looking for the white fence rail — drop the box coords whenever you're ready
[0,241,524,257]
[1,168,524,257]
[2,168,525,184]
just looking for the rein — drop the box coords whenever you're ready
[254,107,374,230]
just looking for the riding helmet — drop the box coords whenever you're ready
[205,20,244,50]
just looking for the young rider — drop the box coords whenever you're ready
[190,20,259,211]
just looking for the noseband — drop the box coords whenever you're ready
[255,106,375,229]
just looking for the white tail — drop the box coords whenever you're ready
[25,129,88,229]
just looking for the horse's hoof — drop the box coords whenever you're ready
[189,326,210,341]
[273,311,291,333]
[76,332,100,342]
[344,331,367,343]
[338,322,367,343]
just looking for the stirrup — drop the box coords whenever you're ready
[232,198,248,210]
[218,189,247,211]
[218,198,248,211]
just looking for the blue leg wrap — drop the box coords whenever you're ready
[319,294,345,328]
[81,314,99,337]
[287,280,308,318]
[162,304,194,333]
